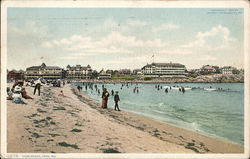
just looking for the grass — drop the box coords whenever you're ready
[152,132,160,137]
[49,133,61,137]
[46,117,52,120]
[34,118,55,127]
[111,75,136,80]
[33,119,47,124]
[185,142,200,153]
[53,106,66,110]
[58,142,80,149]
[186,74,199,78]
[185,146,200,153]
[75,122,82,126]
[187,142,195,147]
[143,77,152,81]
[70,129,82,132]
[102,148,121,153]
[50,121,56,125]
[136,127,144,131]
[40,103,48,107]
[204,147,210,152]
[24,113,38,119]
[47,139,54,142]
[31,133,43,138]
[37,108,47,113]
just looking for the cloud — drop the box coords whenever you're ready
[152,23,180,32]
[9,21,50,39]
[99,54,151,66]
[8,21,59,69]
[42,31,167,59]
[181,25,236,51]
[158,48,192,55]
[126,19,147,27]
[101,31,165,48]
[41,41,53,48]
[102,18,125,32]
[103,18,148,32]
[199,55,217,61]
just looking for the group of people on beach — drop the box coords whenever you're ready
[7,80,34,104]
[101,88,120,111]
[7,78,68,105]
[79,82,121,111]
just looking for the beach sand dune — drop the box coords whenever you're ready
[7,84,243,153]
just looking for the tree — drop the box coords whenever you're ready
[91,70,98,79]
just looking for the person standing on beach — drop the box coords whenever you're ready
[34,78,41,96]
[101,88,109,109]
[77,85,81,92]
[114,91,120,111]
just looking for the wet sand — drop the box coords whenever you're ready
[7,83,243,153]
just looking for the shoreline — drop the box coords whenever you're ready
[66,74,244,83]
[71,85,244,153]
[7,83,243,153]
[112,108,243,147]
[72,80,244,84]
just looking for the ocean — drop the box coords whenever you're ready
[74,82,244,146]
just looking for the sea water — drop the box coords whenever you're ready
[74,82,244,146]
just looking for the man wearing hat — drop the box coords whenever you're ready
[114,91,120,111]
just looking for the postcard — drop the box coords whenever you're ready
[1,0,249,158]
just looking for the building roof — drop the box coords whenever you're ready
[201,65,215,70]
[67,64,92,71]
[46,66,62,70]
[26,63,62,70]
[68,67,88,70]
[8,69,25,73]
[221,66,233,69]
[26,66,41,70]
[142,62,185,68]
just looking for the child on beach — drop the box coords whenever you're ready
[58,90,66,97]
[21,88,33,99]
[114,91,120,111]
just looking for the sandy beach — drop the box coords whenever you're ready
[7,83,243,153]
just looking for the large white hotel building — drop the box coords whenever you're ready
[141,62,186,77]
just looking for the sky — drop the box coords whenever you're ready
[7,8,244,71]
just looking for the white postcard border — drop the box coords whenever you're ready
[1,0,249,159]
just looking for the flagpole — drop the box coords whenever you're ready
[151,54,155,64]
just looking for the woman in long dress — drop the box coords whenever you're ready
[101,88,109,108]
